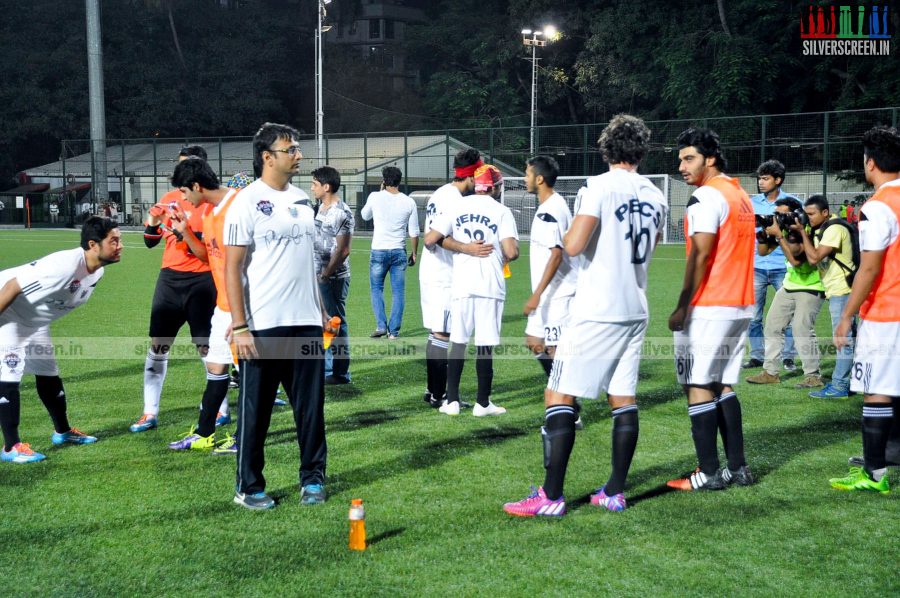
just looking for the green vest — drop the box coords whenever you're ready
[783,260,825,292]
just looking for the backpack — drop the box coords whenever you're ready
[815,218,860,287]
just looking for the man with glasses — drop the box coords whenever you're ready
[225,123,330,510]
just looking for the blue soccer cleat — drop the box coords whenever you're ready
[51,428,98,445]
[1,442,46,464]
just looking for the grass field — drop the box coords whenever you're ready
[1,229,898,597]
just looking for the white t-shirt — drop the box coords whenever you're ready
[224,179,322,331]
[361,190,420,250]
[0,247,104,328]
[419,183,461,286]
[570,168,667,322]
[431,193,519,300]
[859,181,900,252]
[529,192,577,302]
[685,182,754,320]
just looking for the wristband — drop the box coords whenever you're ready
[232,325,250,335]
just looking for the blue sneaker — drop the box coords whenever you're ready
[129,414,158,432]
[300,484,326,505]
[1,442,46,463]
[809,384,849,399]
[234,491,276,510]
[215,412,232,427]
[273,398,287,407]
[51,428,98,445]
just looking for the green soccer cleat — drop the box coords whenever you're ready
[829,466,890,494]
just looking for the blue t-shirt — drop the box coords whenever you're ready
[752,190,798,271]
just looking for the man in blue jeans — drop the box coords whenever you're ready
[312,165,354,385]
[745,159,797,370]
[360,167,420,339]
[795,194,856,398]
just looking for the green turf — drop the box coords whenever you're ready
[0,229,897,596]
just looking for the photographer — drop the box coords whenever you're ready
[747,197,825,389]
[794,194,857,398]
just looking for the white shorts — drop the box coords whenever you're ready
[851,319,900,396]
[674,317,750,386]
[206,307,236,366]
[421,284,451,333]
[525,296,572,346]
[0,322,59,383]
[548,319,648,399]
[449,297,503,346]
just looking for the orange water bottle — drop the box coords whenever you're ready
[348,499,366,551]
[323,316,341,350]
[503,263,512,278]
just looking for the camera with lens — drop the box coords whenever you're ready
[756,209,807,245]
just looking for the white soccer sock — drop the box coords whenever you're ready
[143,349,169,416]
[219,396,229,415]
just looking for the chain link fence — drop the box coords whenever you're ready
[13,106,896,233]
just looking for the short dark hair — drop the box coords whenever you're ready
[756,159,786,183]
[774,196,802,212]
[526,155,560,187]
[253,122,300,178]
[452,148,481,181]
[862,125,900,173]
[804,194,830,213]
[382,166,402,187]
[311,166,341,194]
[598,114,651,165]
[676,127,727,170]
[171,157,220,190]
[80,216,118,250]
[179,145,207,161]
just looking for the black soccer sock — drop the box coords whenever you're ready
[445,342,466,404]
[424,335,436,397]
[715,391,746,471]
[689,400,720,475]
[536,352,553,377]
[542,404,577,500]
[0,382,22,451]
[862,403,893,477]
[605,405,639,496]
[886,397,900,460]
[431,336,449,401]
[196,372,231,438]
[475,345,493,407]
[35,375,71,434]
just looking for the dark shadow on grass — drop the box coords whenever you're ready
[367,527,405,545]
[614,410,859,507]
[327,427,527,495]
[324,384,364,402]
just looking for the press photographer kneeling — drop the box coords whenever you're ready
[747,197,825,389]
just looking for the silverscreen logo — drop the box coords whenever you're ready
[801,3,891,56]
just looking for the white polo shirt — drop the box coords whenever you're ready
[224,179,322,331]
[361,190,420,250]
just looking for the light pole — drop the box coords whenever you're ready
[522,25,557,157]
[315,0,333,167]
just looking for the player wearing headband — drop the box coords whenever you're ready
[418,149,492,409]
[425,164,519,416]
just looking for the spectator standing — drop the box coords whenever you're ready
[360,166,419,339]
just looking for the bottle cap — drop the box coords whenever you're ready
[351,498,363,506]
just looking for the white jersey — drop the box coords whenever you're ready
[224,178,322,331]
[0,247,104,328]
[529,192,577,302]
[432,193,519,300]
[360,190,420,250]
[570,168,667,322]
[419,183,461,286]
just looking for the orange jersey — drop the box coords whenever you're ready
[685,175,756,307]
[859,182,900,321]
[202,189,239,312]
[153,190,211,273]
